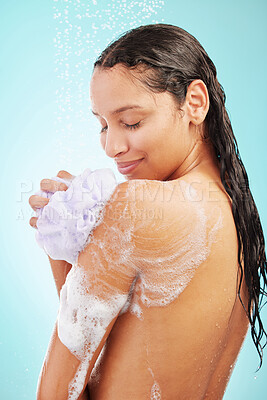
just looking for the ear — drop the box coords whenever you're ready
[185,79,209,125]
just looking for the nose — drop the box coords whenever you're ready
[103,128,129,158]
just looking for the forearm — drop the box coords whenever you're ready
[48,256,72,297]
[37,321,96,400]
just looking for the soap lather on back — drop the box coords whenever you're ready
[87,177,249,400]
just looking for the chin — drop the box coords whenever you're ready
[122,162,160,181]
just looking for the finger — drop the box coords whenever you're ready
[29,217,38,229]
[40,179,69,193]
[57,170,75,180]
[29,195,49,210]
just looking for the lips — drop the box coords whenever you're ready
[116,158,144,174]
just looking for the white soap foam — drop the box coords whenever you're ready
[118,180,223,318]
[148,365,162,400]
[57,264,128,398]
[151,381,162,400]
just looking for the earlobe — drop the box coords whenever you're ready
[186,79,209,125]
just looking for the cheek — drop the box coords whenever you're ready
[134,128,162,150]
[145,129,168,152]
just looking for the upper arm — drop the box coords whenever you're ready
[37,179,206,400]
[37,181,154,399]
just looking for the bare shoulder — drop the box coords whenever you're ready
[106,178,197,226]
[109,176,233,228]
[101,179,209,258]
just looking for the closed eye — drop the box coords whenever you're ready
[100,121,141,134]
[125,122,141,130]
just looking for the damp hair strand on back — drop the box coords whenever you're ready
[93,23,267,369]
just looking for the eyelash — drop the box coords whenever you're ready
[100,122,141,134]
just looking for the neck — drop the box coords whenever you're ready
[165,139,220,181]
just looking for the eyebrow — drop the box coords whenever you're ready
[91,105,143,117]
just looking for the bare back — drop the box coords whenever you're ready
[88,172,249,400]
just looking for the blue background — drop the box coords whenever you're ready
[0,0,266,398]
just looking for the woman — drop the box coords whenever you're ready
[29,24,267,399]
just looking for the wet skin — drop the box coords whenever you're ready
[88,172,249,400]
[29,64,249,399]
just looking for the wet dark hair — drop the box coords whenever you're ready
[93,23,267,369]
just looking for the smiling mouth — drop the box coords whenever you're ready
[116,158,144,174]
